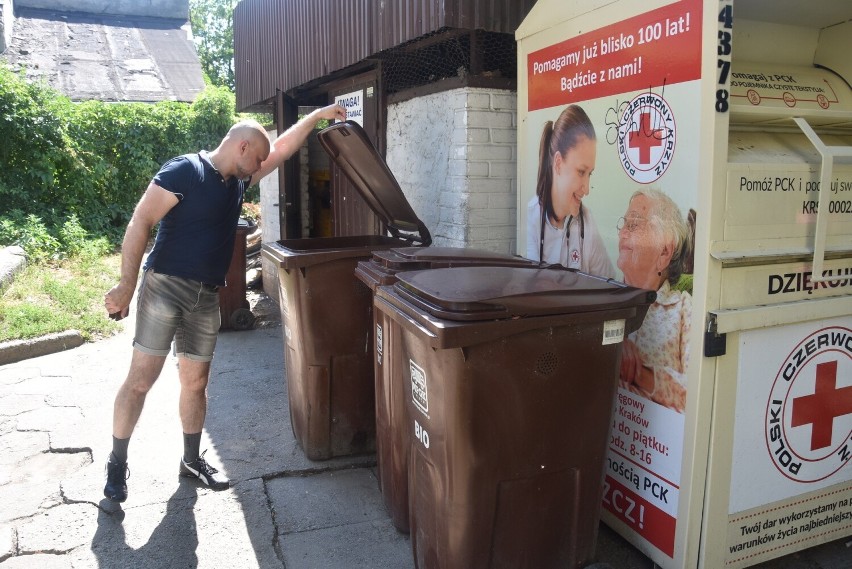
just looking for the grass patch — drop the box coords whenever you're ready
[0,253,123,342]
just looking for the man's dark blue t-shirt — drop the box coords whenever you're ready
[143,151,247,286]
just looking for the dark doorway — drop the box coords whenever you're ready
[277,69,384,239]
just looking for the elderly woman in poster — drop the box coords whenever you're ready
[526,104,615,278]
[617,188,693,413]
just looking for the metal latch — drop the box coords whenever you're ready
[704,313,727,358]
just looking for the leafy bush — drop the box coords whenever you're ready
[59,214,112,259]
[0,63,238,260]
[0,211,61,263]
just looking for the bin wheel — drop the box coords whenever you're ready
[229,308,256,331]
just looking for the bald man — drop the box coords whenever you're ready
[103,104,346,502]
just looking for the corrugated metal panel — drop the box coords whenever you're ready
[234,0,536,111]
[234,0,262,110]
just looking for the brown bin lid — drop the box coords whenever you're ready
[373,247,538,270]
[262,235,410,270]
[355,259,398,290]
[317,121,431,245]
[393,266,656,322]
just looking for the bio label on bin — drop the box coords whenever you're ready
[603,319,626,345]
[376,323,384,365]
[410,359,429,415]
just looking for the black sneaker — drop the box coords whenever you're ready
[179,450,229,490]
[104,454,129,503]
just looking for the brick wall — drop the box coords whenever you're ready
[386,87,517,254]
[261,88,520,302]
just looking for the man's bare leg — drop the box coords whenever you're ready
[177,357,229,490]
[105,350,167,502]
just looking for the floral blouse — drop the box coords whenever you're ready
[628,281,692,413]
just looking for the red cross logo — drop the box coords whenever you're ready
[571,249,580,263]
[791,360,852,451]
[628,112,664,165]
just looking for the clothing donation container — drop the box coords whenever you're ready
[355,247,538,533]
[516,1,852,567]
[375,265,654,569]
[262,120,431,461]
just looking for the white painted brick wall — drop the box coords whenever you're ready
[259,128,281,304]
[387,87,517,253]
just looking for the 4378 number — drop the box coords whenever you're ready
[716,2,733,112]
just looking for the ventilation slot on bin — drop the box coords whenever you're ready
[535,352,558,376]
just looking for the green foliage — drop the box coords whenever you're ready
[674,273,693,295]
[0,63,238,261]
[59,214,112,259]
[190,0,238,91]
[188,84,238,147]
[0,254,123,342]
[0,211,61,263]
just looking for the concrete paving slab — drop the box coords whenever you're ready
[83,483,275,569]
[17,503,99,554]
[3,373,73,395]
[0,366,41,386]
[0,430,51,482]
[268,468,387,533]
[227,478,282,569]
[204,327,378,483]
[0,452,90,524]
[280,518,414,569]
[16,406,84,437]
[0,393,46,416]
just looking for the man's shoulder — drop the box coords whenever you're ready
[155,153,205,181]
[153,153,206,197]
[160,153,204,172]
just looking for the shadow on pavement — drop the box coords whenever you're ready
[91,484,199,569]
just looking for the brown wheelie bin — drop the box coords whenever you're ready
[262,121,431,460]
[355,247,537,533]
[374,265,654,569]
[219,218,255,331]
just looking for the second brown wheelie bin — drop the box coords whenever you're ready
[374,265,655,569]
[262,121,431,460]
[355,247,538,533]
[219,218,255,331]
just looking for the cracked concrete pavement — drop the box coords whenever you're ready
[0,299,395,568]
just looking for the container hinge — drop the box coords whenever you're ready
[704,313,727,358]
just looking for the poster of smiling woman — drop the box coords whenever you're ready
[517,0,703,564]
